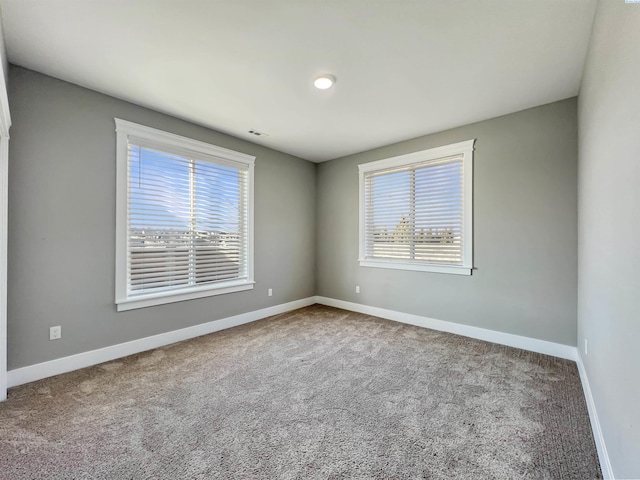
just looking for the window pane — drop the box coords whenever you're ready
[127,146,245,294]
[193,163,243,284]
[413,161,463,264]
[129,147,191,292]
[364,155,465,266]
[369,170,411,259]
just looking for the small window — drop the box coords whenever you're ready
[358,140,474,275]
[115,119,255,311]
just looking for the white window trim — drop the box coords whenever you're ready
[358,139,475,275]
[115,119,255,311]
[0,59,10,402]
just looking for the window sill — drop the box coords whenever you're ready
[116,280,255,311]
[359,259,471,276]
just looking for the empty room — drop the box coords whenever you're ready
[0,0,638,478]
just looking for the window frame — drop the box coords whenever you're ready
[358,139,475,275]
[115,118,255,311]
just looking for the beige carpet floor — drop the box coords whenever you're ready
[0,305,601,479]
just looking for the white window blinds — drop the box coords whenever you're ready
[115,119,255,310]
[358,140,474,275]
[127,143,249,295]
[364,156,464,264]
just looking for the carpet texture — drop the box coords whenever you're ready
[0,305,601,479]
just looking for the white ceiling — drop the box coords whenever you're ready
[0,0,596,162]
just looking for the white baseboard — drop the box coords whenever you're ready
[7,297,316,388]
[576,351,615,479]
[315,296,577,360]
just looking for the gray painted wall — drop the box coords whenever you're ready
[578,1,640,477]
[317,99,578,346]
[7,66,316,369]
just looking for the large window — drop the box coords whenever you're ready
[358,140,474,275]
[115,119,255,311]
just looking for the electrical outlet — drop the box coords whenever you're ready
[355,285,360,294]
[585,338,588,356]
[268,288,273,297]
[49,326,61,340]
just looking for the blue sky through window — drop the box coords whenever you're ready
[371,161,462,233]
[129,146,242,234]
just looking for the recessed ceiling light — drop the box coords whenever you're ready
[314,75,335,90]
